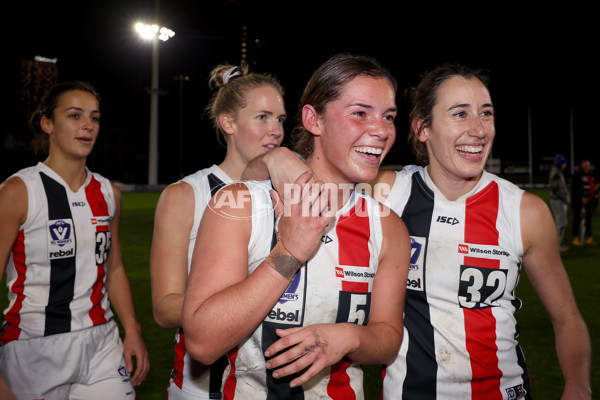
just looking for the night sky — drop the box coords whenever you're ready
[5,0,595,184]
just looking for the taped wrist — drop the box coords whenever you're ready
[264,241,302,280]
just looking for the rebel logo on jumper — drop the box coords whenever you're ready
[268,269,305,325]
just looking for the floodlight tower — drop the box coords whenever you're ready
[135,22,175,186]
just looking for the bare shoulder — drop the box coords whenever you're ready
[369,169,396,203]
[520,191,552,226]
[520,191,555,254]
[0,176,28,224]
[378,202,408,238]
[208,182,254,219]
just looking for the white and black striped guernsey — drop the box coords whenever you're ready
[221,187,384,400]
[168,164,233,399]
[382,165,531,400]
[1,162,115,344]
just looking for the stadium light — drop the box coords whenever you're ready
[135,22,175,186]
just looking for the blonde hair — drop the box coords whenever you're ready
[205,64,284,147]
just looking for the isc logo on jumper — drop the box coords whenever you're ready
[436,215,459,225]
[48,219,76,259]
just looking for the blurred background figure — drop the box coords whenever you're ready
[549,154,570,252]
[571,159,598,246]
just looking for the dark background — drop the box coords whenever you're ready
[4,0,595,185]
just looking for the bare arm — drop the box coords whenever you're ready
[0,177,27,283]
[521,192,591,400]
[241,147,314,194]
[182,172,333,365]
[106,184,150,386]
[150,182,194,328]
[264,204,410,387]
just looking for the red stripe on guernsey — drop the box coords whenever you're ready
[85,176,109,325]
[464,181,502,400]
[341,281,368,293]
[327,359,356,400]
[327,197,370,399]
[223,347,239,400]
[0,230,27,344]
[337,197,370,267]
[172,330,186,388]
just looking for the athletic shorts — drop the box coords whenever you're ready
[0,320,135,400]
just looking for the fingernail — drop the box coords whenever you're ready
[266,362,271,369]
[264,350,271,357]
[273,372,279,378]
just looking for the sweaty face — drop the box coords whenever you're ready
[420,76,495,188]
[43,90,100,161]
[309,75,397,184]
[230,85,286,164]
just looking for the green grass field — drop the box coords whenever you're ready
[1,189,598,399]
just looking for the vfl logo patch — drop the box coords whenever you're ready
[278,269,301,304]
[407,236,426,291]
[49,220,72,247]
[505,384,527,399]
[48,219,76,259]
[117,366,128,377]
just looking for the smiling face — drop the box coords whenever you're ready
[307,75,397,184]
[41,89,100,161]
[226,84,286,165]
[417,75,494,194]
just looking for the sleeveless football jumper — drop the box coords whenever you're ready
[221,186,384,400]
[167,165,235,400]
[382,166,531,400]
[1,162,115,343]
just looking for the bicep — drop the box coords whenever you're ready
[186,186,253,309]
[150,184,195,299]
[368,210,410,331]
[521,193,579,322]
[0,178,28,278]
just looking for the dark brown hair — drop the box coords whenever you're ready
[407,63,490,165]
[291,53,397,159]
[28,81,100,155]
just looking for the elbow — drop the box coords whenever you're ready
[185,339,225,365]
[382,327,404,365]
[153,311,176,329]
[152,303,181,329]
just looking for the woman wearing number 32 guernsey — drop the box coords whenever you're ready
[374,64,591,400]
